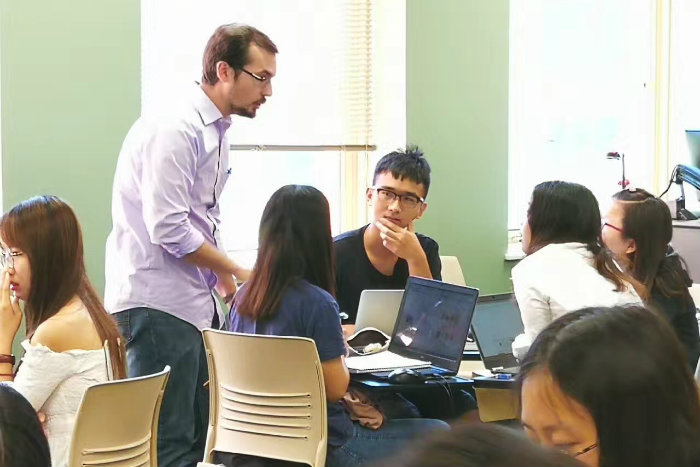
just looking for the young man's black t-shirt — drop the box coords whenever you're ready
[333,224,442,323]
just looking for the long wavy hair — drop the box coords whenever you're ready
[0,195,126,379]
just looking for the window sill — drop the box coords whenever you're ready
[505,243,525,261]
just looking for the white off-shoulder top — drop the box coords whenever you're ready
[6,339,109,467]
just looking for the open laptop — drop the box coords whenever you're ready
[354,289,404,335]
[346,277,479,375]
[471,293,524,374]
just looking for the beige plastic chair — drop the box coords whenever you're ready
[202,329,327,467]
[68,366,170,467]
[689,284,700,309]
[440,255,467,286]
[690,284,700,339]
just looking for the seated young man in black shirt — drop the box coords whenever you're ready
[334,148,475,420]
[334,146,441,332]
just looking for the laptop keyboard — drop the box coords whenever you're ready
[369,367,453,379]
[346,351,431,373]
[491,367,520,375]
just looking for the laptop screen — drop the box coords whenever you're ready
[471,294,523,369]
[388,277,479,373]
[355,289,404,335]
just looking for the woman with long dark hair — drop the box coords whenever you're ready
[518,305,700,467]
[0,195,126,467]
[601,188,700,369]
[229,185,448,467]
[511,181,641,358]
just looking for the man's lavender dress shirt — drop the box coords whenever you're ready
[105,86,231,330]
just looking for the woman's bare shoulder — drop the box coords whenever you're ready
[31,308,101,352]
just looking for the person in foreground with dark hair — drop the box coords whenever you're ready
[602,188,700,369]
[229,185,448,467]
[0,385,51,467]
[334,146,441,328]
[381,422,584,467]
[518,305,700,467]
[511,181,641,358]
[0,195,126,467]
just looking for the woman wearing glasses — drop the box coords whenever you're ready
[228,185,448,467]
[0,195,126,467]
[601,188,700,370]
[511,181,641,359]
[518,305,700,467]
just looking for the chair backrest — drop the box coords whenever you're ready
[440,255,467,286]
[202,329,327,467]
[68,366,170,467]
[689,284,700,341]
[689,284,700,311]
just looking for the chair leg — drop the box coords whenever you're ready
[203,425,215,463]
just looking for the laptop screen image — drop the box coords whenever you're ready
[388,277,479,374]
[471,293,523,370]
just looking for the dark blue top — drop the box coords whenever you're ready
[229,279,353,447]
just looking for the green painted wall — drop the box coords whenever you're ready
[0,0,141,293]
[1,0,140,356]
[407,0,513,294]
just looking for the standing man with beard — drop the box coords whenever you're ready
[104,24,277,467]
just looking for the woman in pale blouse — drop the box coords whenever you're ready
[0,195,126,467]
[511,181,642,359]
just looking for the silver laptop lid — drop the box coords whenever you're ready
[355,289,404,335]
[471,293,523,370]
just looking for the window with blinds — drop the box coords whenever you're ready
[141,0,405,264]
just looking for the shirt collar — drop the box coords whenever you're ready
[193,84,232,130]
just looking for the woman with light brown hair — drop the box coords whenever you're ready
[0,195,126,467]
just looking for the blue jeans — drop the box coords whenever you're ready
[114,308,212,467]
[325,419,450,467]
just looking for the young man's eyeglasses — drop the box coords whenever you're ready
[372,187,424,209]
[570,442,598,458]
[0,249,22,270]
